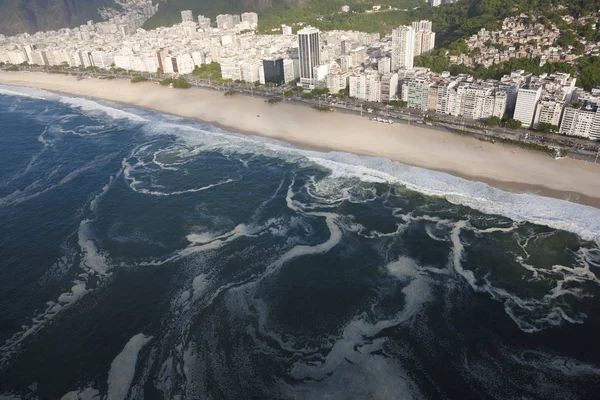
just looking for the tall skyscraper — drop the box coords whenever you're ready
[181,10,193,23]
[298,27,320,84]
[391,26,415,71]
[514,85,543,128]
[412,20,436,56]
[411,20,433,31]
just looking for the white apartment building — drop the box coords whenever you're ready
[176,54,195,74]
[216,14,236,30]
[241,12,258,29]
[91,51,114,69]
[198,15,211,30]
[560,104,600,139]
[391,26,415,71]
[402,79,431,110]
[283,59,296,84]
[461,86,507,120]
[513,85,542,128]
[533,98,564,128]
[181,10,193,23]
[8,50,27,64]
[349,73,381,102]
[326,72,350,94]
[378,57,391,74]
[241,61,261,83]
[219,57,242,81]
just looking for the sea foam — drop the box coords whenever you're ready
[3,84,600,241]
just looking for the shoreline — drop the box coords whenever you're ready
[1,71,600,209]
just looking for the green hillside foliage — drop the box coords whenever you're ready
[143,0,245,30]
[0,0,115,36]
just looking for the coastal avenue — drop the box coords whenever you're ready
[11,65,600,163]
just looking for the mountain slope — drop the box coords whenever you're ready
[142,0,310,30]
[0,0,115,36]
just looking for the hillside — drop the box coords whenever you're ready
[142,0,308,30]
[0,0,116,36]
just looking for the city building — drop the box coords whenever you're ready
[560,103,600,139]
[298,27,321,85]
[391,26,415,71]
[380,73,399,102]
[514,85,543,128]
[412,21,436,57]
[378,57,391,75]
[181,10,193,23]
[349,73,381,102]
[263,57,285,86]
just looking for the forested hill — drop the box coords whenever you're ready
[0,0,115,36]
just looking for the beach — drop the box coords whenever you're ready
[1,70,600,207]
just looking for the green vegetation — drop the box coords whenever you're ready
[505,118,522,130]
[485,116,501,127]
[160,77,192,88]
[258,0,423,35]
[224,90,237,96]
[389,100,408,107]
[130,76,147,83]
[536,122,559,133]
[283,90,295,97]
[191,62,222,81]
[0,0,113,36]
[266,98,283,104]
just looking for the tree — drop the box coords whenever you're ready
[556,31,576,48]
[283,90,294,97]
[571,41,585,55]
[536,122,559,133]
[505,118,522,130]
[486,116,501,127]
[389,100,408,107]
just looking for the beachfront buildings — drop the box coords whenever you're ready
[263,57,285,86]
[349,73,381,102]
[560,103,600,139]
[391,26,415,71]
[298,27,321,85]
[514,85,543,128]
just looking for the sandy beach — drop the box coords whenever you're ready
[1,71,600,207]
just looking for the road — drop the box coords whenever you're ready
[10,65,600,163]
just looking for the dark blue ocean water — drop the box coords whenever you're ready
[1,85,600,400]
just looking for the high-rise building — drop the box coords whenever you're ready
[429,0,441,6]
[514,85,543,128]
[216,14,236,30]
[380,73,399,102]
[560,103,600,139]
[533,98,564,128]
[298,27,320,84]
[411,20,435,56]
[198,15,211,30]
[241,12,258,28]
[391,26,415,71]
[263,57,285,86]
[181,10,193,23]
[411,20,433,31]
[378,57,391,75]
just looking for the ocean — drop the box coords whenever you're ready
[0,85,600,400]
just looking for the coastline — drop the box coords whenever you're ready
[1,71,600,208]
